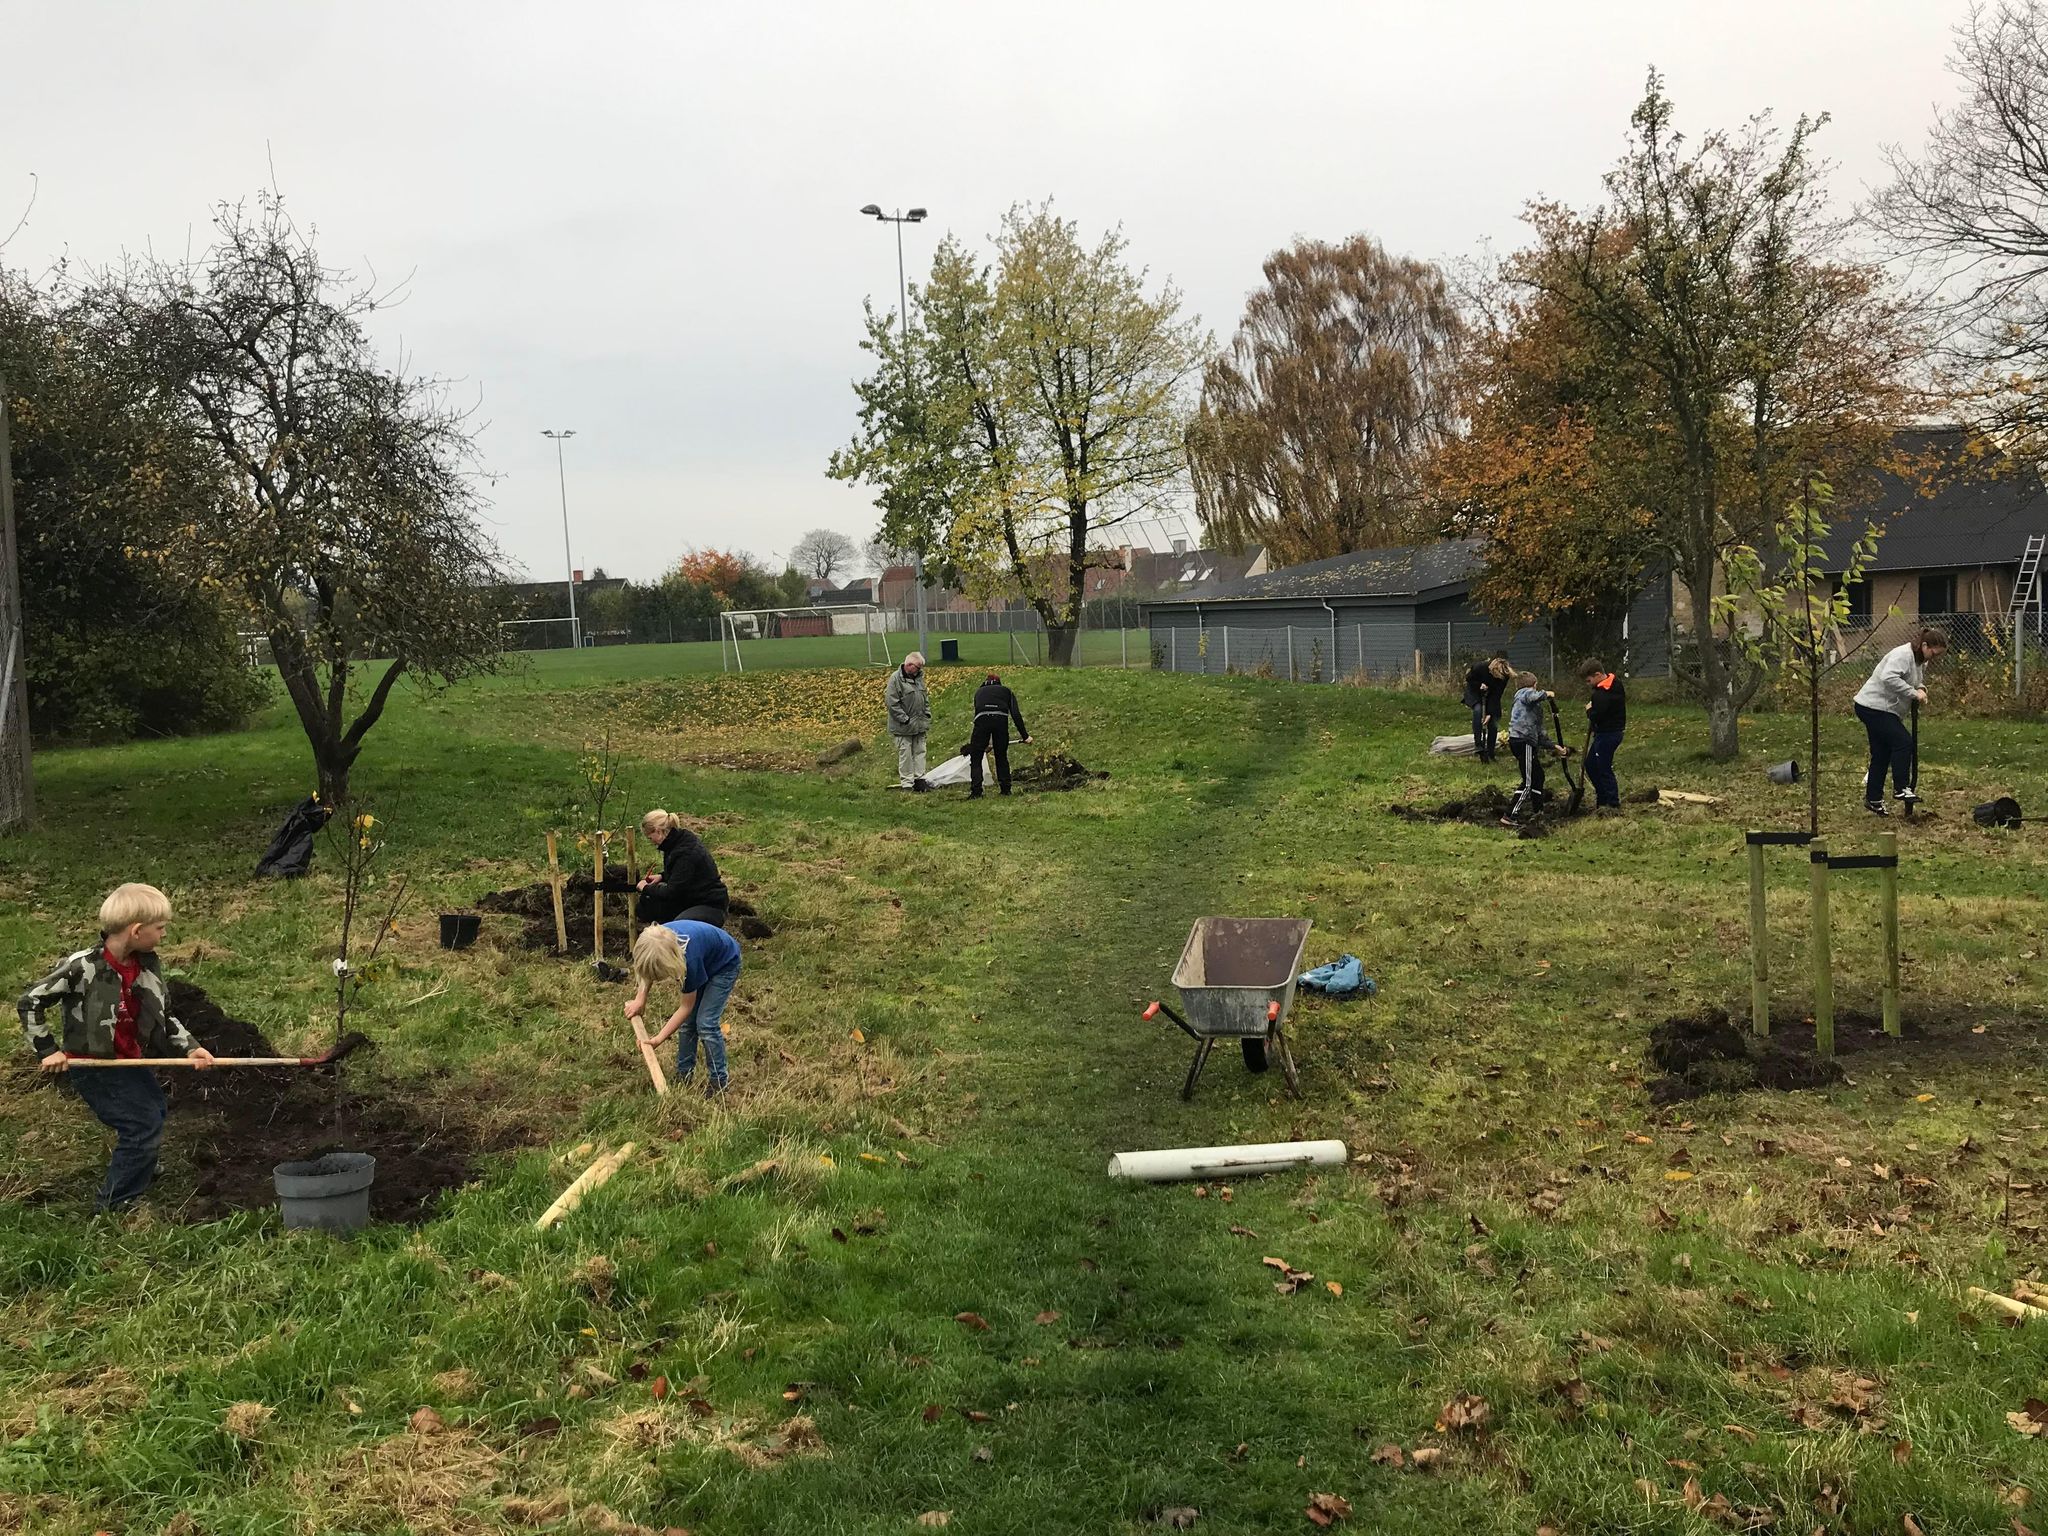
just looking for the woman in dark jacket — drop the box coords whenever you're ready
[634,809,729,926]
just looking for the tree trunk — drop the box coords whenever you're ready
[1682,559,1744,761]
[316,743,356,809]
[1046,624,1079,667]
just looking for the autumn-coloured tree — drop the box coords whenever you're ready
[672,548,750,597]
[1444,75,1922,759]
[1877,2,2048,455]
[831,204,1207,665]
[1189,235,1462,564]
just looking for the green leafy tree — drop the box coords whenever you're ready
[110,195,508,802]
[1716,475,1886,835]
[0,272,267,740]
[831,204,1207,665]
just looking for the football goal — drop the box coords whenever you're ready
[718,604,892,672]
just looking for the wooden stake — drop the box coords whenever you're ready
[1747,838,1770,1036]
[1880,829,1902,1038]
[536,1142,635,1230]
[593,832,605,964]
[1810,842,1834,1059]
[632,1018,670,1097]
[626,826,639,887]
[1967,1286,2048,1322]
[545,832,569,953]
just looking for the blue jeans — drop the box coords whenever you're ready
[675,960,740,1091]
[68,1066,167,1210]
[1585,729,1624,807]
[1470,703,1499,760]
[1855,704,1914,803]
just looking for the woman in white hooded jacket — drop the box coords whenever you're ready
[1852,626,1948,815]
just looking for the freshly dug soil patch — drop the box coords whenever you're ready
[1638,1004,2012,1103]
[1388,783,1571,837]
[1013,752,1108,791]
[476,865,774,955]
[160,982,509,1223]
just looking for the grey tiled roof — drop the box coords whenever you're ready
[1821,429,2048,573]
[1160,538,1484,605]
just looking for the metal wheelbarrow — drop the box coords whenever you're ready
[1142,916,1311,1100]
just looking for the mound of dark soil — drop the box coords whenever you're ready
[1389,783,1571,837]
[477,864,774,955]
[1014,752,1108,791]
[160,981,512,1223]
[1646,1006,1850,1103]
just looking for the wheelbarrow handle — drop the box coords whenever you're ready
[1267,1001,1280,1023]
[1144,1000,1200,1039]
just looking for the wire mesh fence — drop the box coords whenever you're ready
[1147,616,1673,685]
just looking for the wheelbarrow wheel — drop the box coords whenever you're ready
[1241,1037,1269,1073]
[1272,1026,1301,1098]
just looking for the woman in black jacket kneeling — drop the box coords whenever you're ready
[635,809,729,926]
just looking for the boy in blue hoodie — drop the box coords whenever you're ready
[1503,672,1569,823]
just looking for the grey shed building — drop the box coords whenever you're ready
[1144,537,1672,682]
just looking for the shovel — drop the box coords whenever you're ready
[1547,697,1587,816]
[1904,699,1920,818]
[61,1033,370,1069]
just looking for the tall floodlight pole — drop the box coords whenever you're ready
[859,203,929,660]
[541,429,580,649]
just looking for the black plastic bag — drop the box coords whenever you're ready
[254,797,333,879]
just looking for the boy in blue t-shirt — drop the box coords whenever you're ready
[625,919,743,1094]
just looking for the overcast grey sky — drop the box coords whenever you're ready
[0,1,1966,583]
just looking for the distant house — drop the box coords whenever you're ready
[492,571,628,622]
[816,577,876,605]
[1816,429,2048,634]
[1145,538,1672,681]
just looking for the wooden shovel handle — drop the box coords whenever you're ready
[630,1020,670,1098]
[63,1055,309,1068]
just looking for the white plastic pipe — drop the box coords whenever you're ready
[1107,1140,1348,1183]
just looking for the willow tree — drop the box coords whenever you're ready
[116,195,506,803]
[831,203,1206,665]
[1189,234,1462,565]
[1450,75,1920,760]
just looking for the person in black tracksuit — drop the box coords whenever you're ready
[1462,655,1510,763]
[1579,657,1627,811]
[634,809,730,925]
[968,672,1031,798]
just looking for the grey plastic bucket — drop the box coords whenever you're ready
[273,1152,376,1232]
[1766,759,1800,785]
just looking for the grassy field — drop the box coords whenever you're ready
[3,654,2047,1535]
[502,625,1148,682]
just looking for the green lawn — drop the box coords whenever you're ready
[3,657,2046,1535]
[497,625,1148,685]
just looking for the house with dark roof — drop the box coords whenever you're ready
[1817,430,2048,629]
[1144,538,1671,680]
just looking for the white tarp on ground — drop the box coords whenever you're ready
[1429,733,1480,756]
[923,754,978,786]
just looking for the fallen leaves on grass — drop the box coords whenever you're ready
[2006,1399,2048,1437]
[221,1401,274,1440]
[1228,1224,1257,1238]
[1408,1447,1444,1470]
[1304,1493,1353,1527]
[955,1311,992,1332]
[1438,1394,1490,1434]
[430,1368,481,1403]
[1370,1445,1404,1468]
[916,1513,952,1528]
[1149,1508,1199,1529]
[1035,1310,1062,1325]
[1262,1256,1316,1294]
[408,1407,449,1436]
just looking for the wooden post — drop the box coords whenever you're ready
[0,385,35,832]
[1809,842,1834,1059]
[1414,649,1423,682]
[545,831,569,953]
[626,826,639,887]
[632,1019,670,1097]
[592,832,606,963]
[1880,829,1902,1038]
[1747,838,1770,1036]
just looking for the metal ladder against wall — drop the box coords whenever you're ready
[2010,533,2046,628]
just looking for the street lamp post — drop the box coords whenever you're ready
[859,203,929,662]
[541,429,580,650]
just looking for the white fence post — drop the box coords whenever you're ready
[1222,625,1230,673]
[1287,627,1296,682]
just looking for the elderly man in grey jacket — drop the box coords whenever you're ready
[885,652,932,790]
[1852,626,1948,815]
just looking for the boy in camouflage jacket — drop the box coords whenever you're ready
[20,883,215,1210]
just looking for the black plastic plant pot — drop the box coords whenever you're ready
[439,912,481,950]
[273,1152,376,1232]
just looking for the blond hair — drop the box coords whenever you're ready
[631,923,690,989]
[641,809,679,840]
[99,883,172,933]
